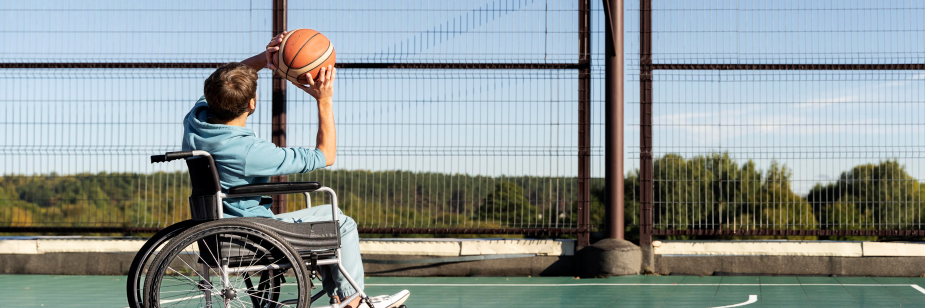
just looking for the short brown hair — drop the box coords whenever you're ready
[204,62,258,121]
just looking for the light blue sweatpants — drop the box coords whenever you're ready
[275,205,364,298]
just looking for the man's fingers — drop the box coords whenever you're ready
[317,67,327,83]
[305,73,316,86]
[325,65,334,81]
[330,67,337,81]
[267,32,286,47]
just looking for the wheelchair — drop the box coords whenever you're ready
[126,150,377,308]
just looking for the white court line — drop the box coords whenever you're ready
[366,283,914,287]
[913,284,925,295]
[712,295,757,308]
[123,293,207,308]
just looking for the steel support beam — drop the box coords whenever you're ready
[0,62,586,70]
[335,63,586,69]
[358,227,581,235]
[0,62,225,69]
[650,63,925,71]
[651,229,925,237]
[604,0,625,240]
[270,0,288,214]
[576,0,592,248]
[638,0,654,247]
[0,227,162,233]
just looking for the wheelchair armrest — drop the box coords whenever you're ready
[227,181,322,196]
[151,150,212,163]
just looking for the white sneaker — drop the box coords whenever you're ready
[366,290,410,308]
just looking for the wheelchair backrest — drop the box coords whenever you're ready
[186,156,222,220]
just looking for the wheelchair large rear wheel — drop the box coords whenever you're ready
[144,219,310,308]
[127,219,201,308]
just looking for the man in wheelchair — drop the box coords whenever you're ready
[173,32,409,308]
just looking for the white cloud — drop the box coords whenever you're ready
[798,95,858,108]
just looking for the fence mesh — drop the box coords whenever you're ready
[7,0,923,238]
[1,0,597,234]
[638,0,925,237]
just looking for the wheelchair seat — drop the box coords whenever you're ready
[196,217,341,267]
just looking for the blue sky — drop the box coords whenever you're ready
[2,0,924,195]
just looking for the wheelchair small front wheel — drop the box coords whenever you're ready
[143,219,310,308]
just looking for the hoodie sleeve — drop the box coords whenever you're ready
[243,138,328,177]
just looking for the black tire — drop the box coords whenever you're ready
[126,219,201,308]
[143,219,310,308]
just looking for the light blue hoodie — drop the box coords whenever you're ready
[181,96,327,218]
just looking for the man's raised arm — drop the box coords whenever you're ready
[242,31,289,72]
[292,66,337,166]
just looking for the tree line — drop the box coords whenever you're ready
[2,153,924,240]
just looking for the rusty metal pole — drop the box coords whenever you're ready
[270,0,288,214]
[604,0,625,240]
[577,0,592,247]
[639,0,653,247]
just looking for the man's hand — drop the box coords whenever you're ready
[241,31,288,72]
[291,65,336,102]
[265,31,288,71]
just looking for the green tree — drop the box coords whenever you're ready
[807,160,925,233]
[651,153,816,237]
[477,181,538,227]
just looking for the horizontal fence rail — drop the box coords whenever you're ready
[0,63,589,70]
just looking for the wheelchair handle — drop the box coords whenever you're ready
[151,150,211,163]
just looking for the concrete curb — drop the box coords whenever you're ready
[0,237,576,257]
[652,240,925,257]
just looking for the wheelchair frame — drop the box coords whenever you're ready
[128,150,372,308]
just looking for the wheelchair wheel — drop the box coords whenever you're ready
[126,219,201,308]
[144,219,310,308]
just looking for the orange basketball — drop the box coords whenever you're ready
[276,29,336,84]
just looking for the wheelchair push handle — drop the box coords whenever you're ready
[151,150,211,163]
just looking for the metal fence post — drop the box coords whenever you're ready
[639,0,653,247]
[577,0,592,247]
[604,0,625,240]
[271,0,288,214]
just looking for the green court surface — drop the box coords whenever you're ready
[2,275,925,307]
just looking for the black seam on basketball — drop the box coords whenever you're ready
[283,31,304,81]
[282,30,305,81]
[286,31,321,81]
[303,41,332,80]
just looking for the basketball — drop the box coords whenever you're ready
[276,28,336,84]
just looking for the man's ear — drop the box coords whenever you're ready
[248,97,257,113]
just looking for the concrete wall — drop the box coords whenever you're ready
[0,237,576,276]
[2,237,925,277]
[651,241,925,277]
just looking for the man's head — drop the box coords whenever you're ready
[204,62,258,122]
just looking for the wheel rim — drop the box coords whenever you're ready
[128,220,198,308]
[146,226,306,308]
